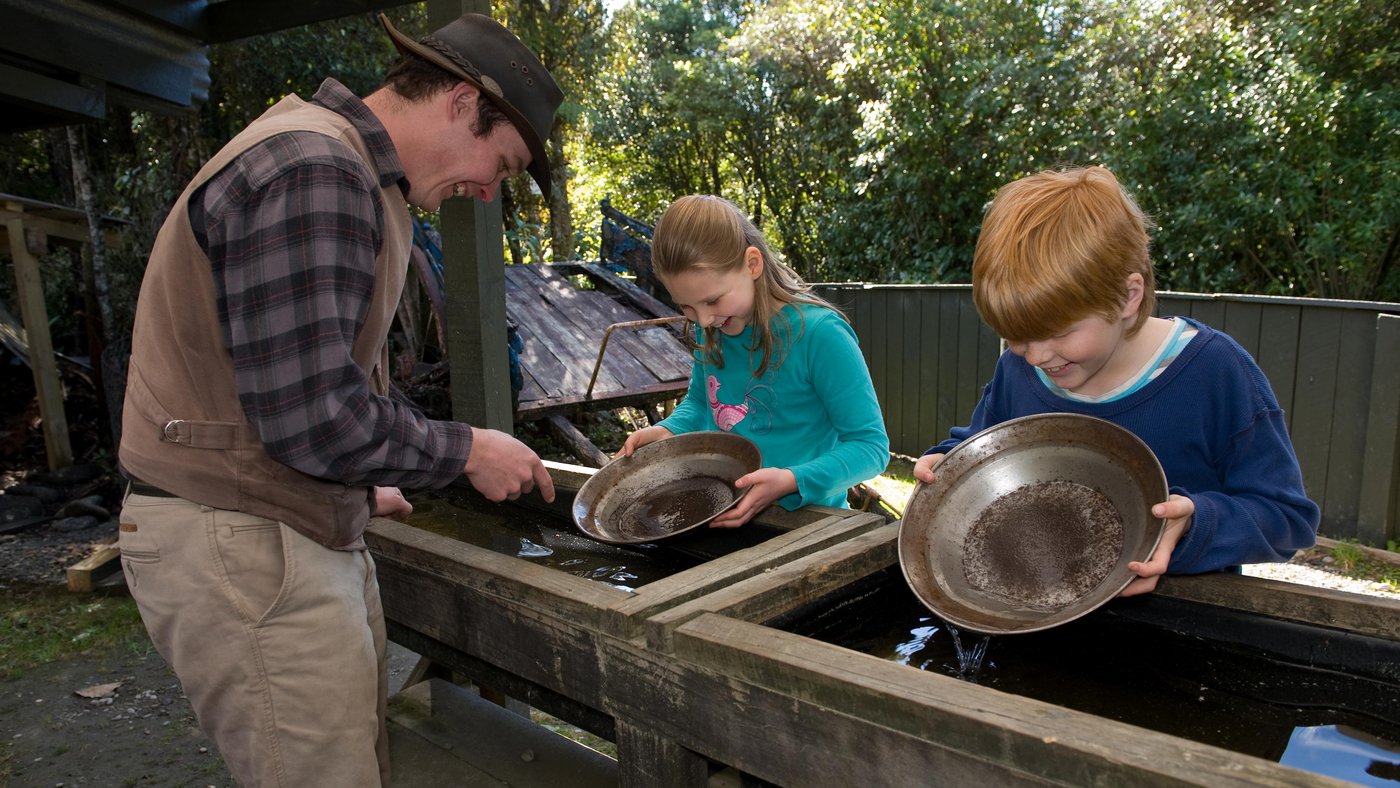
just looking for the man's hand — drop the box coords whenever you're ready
[371,486,413,520]
[464,427,556,503]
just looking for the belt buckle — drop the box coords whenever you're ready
[162,420,187,444]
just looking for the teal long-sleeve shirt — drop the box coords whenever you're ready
[658,304,889,510]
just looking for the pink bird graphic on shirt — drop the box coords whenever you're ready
[706,375,749,431]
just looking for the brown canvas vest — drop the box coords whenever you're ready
[120,94,412,550]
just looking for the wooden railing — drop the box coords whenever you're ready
[815,284,1400,547]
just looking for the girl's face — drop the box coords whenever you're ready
[661,247,764,336]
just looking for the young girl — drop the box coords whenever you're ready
[620,195,889,527]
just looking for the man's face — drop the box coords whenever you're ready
[409,88,531,211]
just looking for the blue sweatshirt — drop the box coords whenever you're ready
[660,304,889,510]
[928,319,1319,574]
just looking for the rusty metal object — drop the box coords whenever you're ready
[572,432,761,544]
[898,413,1167,634]
[585,315,688,400]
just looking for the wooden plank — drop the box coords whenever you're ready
[520,265,668,390]
[66,544,120,592]
[898,289,922,454]
[1319,308,1377,539]
[643,525,897,651]
[608,513,886,640]
[514,379,690,421]
[1188,297,1227,330]
[868,290,890,427]
[1220,301,1263,361]
[5,212,72,469]
[916,289,941,456]
[954,292,982,434]
[504,269,625,396]
[521,265,663,387]
[1157,572,1400,641]
[670,613,1313,788]
[505,314,570,399]
[1289,306,1343,526]
[1358,314,1400,547]
[936,289,961,444]
[577,262,678,321]
[1256,304,1300,427]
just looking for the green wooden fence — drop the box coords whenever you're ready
[815,284,1400,547]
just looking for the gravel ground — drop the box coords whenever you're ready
[1244,549,1400,599]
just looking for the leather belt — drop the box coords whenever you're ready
[127,479,180,498]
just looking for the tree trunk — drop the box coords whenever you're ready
[66,125,114,340]
[548,122,573,262]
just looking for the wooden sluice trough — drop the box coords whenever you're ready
[367,462,888,765]
[370,463,1400,786]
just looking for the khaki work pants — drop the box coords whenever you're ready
[118,491,389,787]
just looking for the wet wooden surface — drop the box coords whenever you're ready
[505,263,691,419]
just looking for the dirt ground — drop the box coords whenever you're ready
[1,627,231,787]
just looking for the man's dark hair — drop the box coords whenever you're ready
[384,53,512,138]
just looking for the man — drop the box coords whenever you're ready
[116,13,561,786]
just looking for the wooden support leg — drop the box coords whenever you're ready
[545,413,610,468]
[615,718,709,788]
[400,656,453,691]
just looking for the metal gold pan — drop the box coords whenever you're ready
[898,413,1168,634]
[573,432,762,545]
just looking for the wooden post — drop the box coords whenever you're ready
[1358,314,1400,547]
[4,204,72,469]
[614,719,709,788]
[430,0,513,433]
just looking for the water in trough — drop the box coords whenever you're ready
[776,573,1400,786]
[403,490,695,591]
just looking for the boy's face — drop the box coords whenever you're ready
[1007,315,1130,397]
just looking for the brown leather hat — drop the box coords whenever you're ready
[380,13,563,200]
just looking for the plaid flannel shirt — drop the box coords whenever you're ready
[189,78,471,489]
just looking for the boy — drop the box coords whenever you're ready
[914,166,1318,596]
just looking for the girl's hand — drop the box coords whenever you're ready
[1120,494,1195,597]
[913,453,945,484]
[371,486,413,520]
[617,425,673,458]
[710,468,798,528]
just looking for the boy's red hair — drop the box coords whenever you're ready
[972,166,1156,342]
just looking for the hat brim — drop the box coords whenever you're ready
[380,14,552,201]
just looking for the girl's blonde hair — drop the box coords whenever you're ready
[972,166,1156,342]
[652,195,842,376]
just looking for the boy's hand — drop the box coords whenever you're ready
[913,453,945,485]
[1120,494,1195,597]
[617,425,673,458]
[709,468,798,528]
[371,486,413,520]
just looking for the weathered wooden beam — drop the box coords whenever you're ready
[5,210,72,469]
[66,544,121,592]
[544,414,610,468]
[516,379,689,422]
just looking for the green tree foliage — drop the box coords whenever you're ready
[578,0,1398,300]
